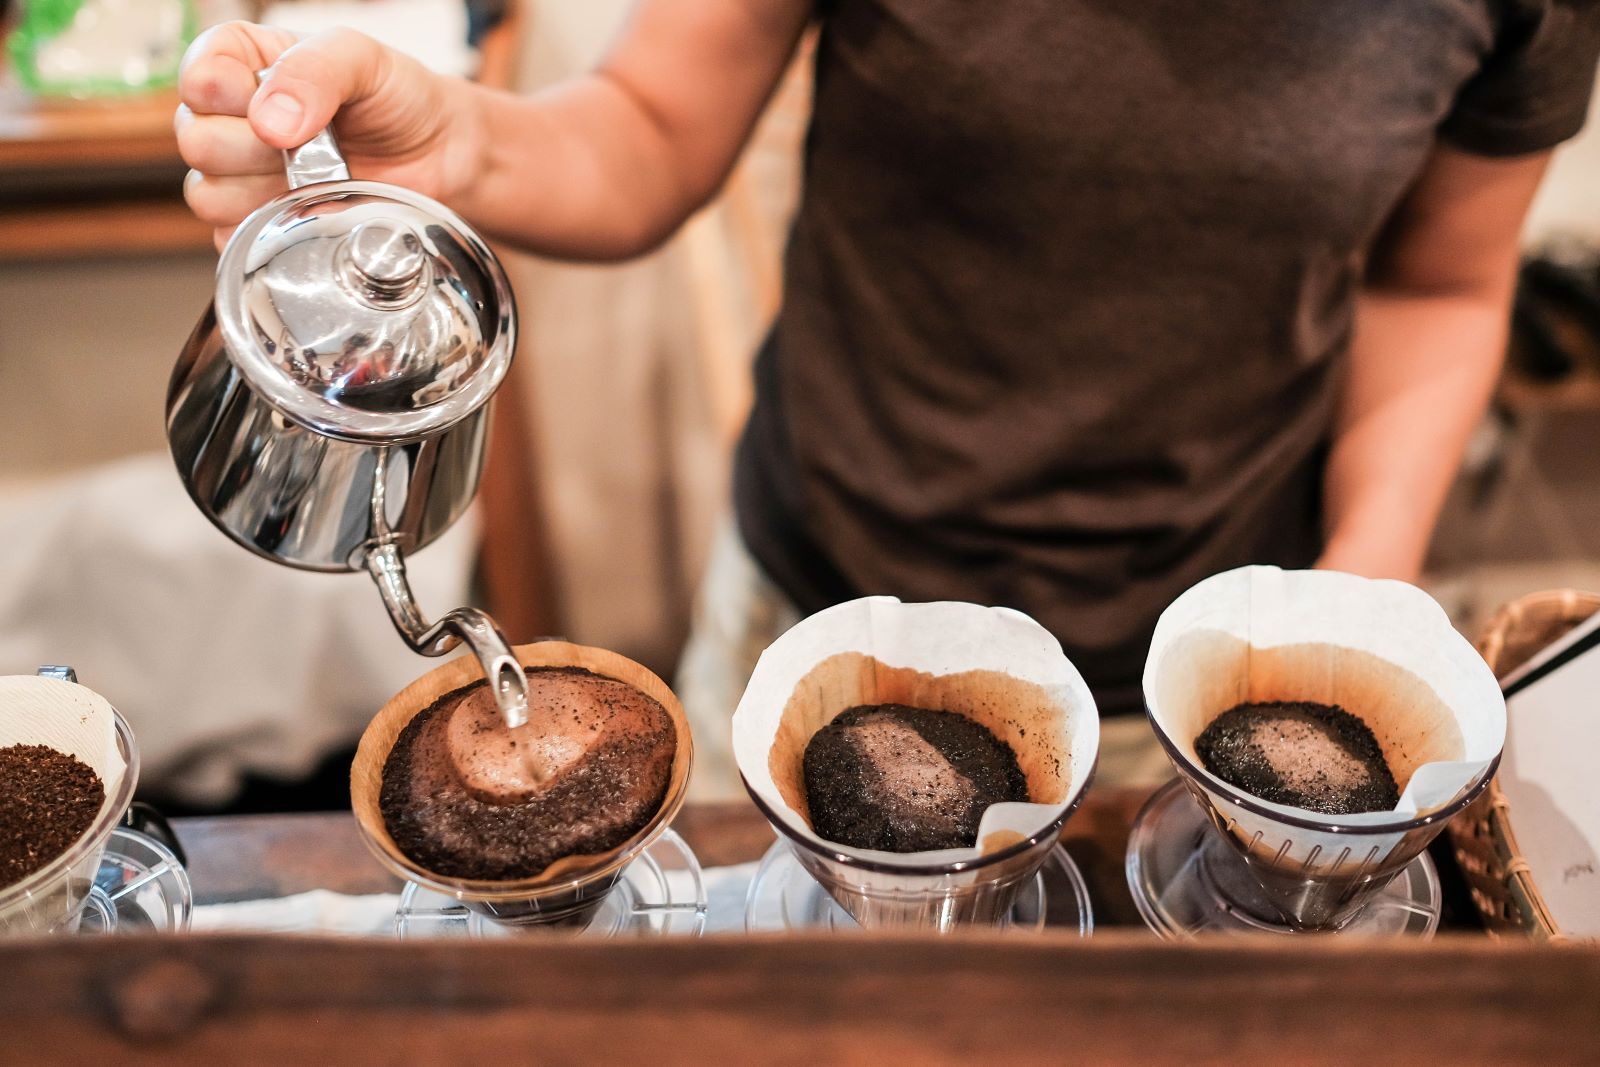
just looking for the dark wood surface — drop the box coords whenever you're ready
[174,791,1154,925]
[4,933,1598,1065]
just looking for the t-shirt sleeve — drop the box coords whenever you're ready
[1440,0,1600,156]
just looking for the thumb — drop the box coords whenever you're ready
[249,28,390,149]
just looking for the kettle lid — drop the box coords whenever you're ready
[213,133,515,444]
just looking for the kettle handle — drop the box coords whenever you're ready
[256,68,352,189]
[285,128,351,189]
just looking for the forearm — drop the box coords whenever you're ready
[445,73,714,260]
[1318,286,1509,581]
[1314,144,1549,582]
[442,0,808,260]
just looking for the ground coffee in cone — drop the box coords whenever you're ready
[802,704,1030,851]
[379,667,675,880]
[1195,700,1399,816]
[0,744,105,889]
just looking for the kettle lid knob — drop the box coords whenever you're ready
[344,220,429,305]
[212,128,516,445]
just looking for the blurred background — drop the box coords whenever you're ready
[0,0,1596,813]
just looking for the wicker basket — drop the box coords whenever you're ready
[1448,588,1600,940]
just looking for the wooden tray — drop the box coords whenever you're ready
[4,932,1598,1064]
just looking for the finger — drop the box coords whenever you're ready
[184,169,289,229]
[175,107,281,176]
[180,21,299,116]
[249,28,391,148]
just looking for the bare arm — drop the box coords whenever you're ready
[178,0,811,258]
[454,1,810,256]
[1316,144,1552,581]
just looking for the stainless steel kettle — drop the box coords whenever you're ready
[166,125,531,729]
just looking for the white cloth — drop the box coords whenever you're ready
[193,890,399,937]
[0,453,477,804]
[191,861,763,936]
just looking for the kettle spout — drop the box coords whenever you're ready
[363,540,535,739]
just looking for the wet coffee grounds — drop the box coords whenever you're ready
[1195,700,1399,815]
[380,667,675,881]
[0,744,105,889]
[803,704,1029,852]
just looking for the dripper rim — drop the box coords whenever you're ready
[0,705,139,910]
[740,751,1098,876]
[1145,703,1502,835]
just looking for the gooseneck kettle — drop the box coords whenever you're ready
[166,122,531,730]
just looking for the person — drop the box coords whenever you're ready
[176,1,1600,791]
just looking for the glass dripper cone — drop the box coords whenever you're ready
[1126,778,1443,937]
[1128,756,1481,932]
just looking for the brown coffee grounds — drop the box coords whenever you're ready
[0,744,105,889]
[1195,700,1399,815]
[803,704,1029,852]
[379,667,675,881]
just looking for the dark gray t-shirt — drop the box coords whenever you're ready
[736,0,1600,711]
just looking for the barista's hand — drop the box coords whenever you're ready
[176,21,483,249]
[180,2,808,260]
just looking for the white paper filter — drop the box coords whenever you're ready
[0,675,127,801]
[733,597,1099,873]
[1144,566,1505,869]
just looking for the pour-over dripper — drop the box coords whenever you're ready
[1134,566,1505,932]
[350,641,694,932]
[733,597,1100,932]
[0,671,138,935]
